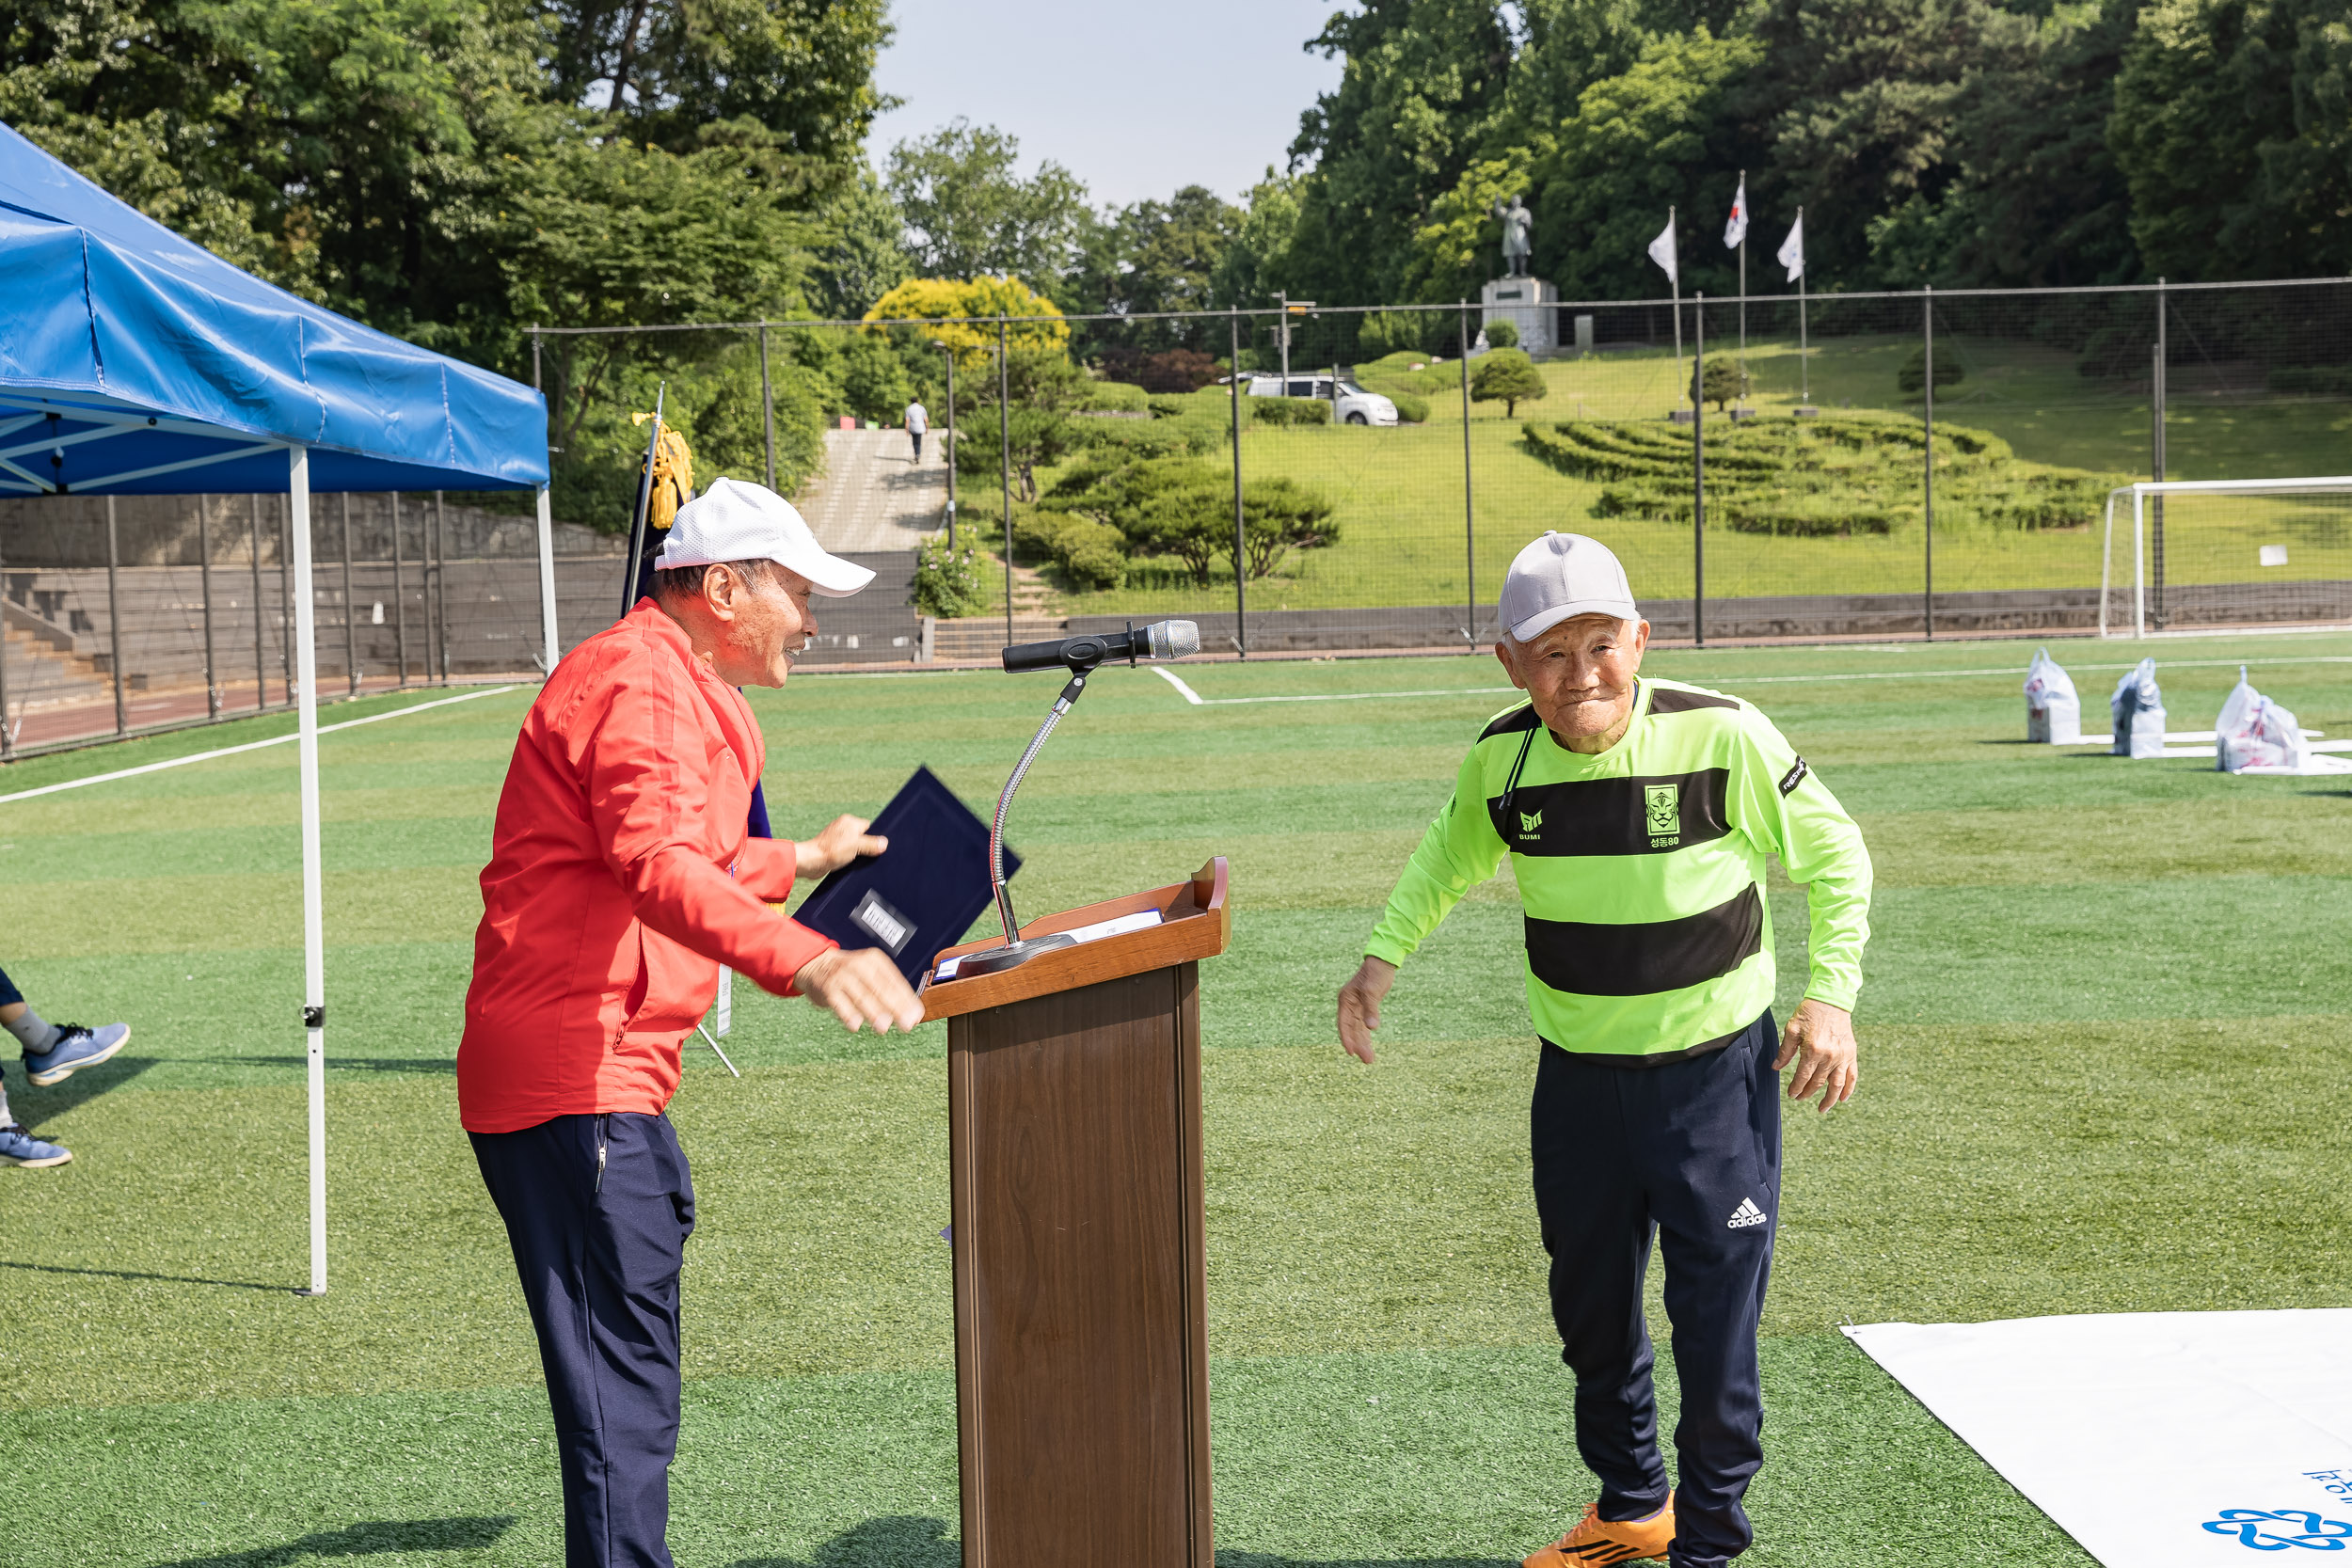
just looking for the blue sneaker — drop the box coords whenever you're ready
[24,1022,130,1087]
[0,1123,71,1167]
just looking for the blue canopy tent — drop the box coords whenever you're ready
[0,119,552,1293]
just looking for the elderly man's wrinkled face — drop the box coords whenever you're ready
[687,562,816,688]
[1496,613,1649,752]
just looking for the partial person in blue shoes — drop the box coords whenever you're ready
[0,960,131,1167]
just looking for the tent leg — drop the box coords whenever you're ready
[289,445,328,1297]
[536,483,558,673]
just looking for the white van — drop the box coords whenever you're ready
[1243,373,1399,426]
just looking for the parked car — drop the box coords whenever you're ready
[1243,373,1399,426]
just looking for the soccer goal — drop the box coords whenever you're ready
[2100,478,2352,636]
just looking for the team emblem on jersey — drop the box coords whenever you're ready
[1644,784,1680,840]
[1518,809,1543,836]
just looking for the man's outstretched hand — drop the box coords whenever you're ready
[795,947,924,1035]
[1336,956,1397,1065]
[796,815,887,879]
[1774,998,1858,1113]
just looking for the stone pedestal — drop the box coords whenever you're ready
[1482,277,1558,356]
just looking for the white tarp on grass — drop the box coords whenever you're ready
[1846,1312,2352,1564]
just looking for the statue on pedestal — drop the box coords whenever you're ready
[1491,193,1533,279]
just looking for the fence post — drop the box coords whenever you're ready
[1692,294,1707,648]
[997,315,1012,650]
[340,492,358,695]
[199,494,219,720]
[1923,286,1935,641]
[391,492,408,687]
[759,324,777,492]
[1230,308,1247,658]
[250,494,268,710]
[944,343,958,548]
[1460,301,1476,649]
[434,491,451,683]
[106,494,126,735]
[2152,278,2167,630]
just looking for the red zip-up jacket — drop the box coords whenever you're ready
[457,599,837,1133]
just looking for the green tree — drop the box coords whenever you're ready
[1209,168,1304,311]
[1699,356,1747,410]
[1064,186,1242,354]
[1746,0,2039,288]
[839,333,914,422]
[539,0,893,176]
[808,163,912,319]
[2111,0,2352,281]
[1471,348,1547,416]
[1282,0,1515,305]
[1896,345,1964,395]
[1862,0,2140,288]
[886,119,1091,289]
[1526,30,1760,299]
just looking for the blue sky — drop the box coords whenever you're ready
[867,0,1348,210]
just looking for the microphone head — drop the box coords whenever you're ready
[1148,619,1201,659]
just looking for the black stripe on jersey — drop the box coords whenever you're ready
[1522,882,1764,996]
[1480,703,1541,740]
[1487,769,1730,856]
[1648,687,1740,715]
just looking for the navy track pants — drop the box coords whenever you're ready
[1532,1012,1780,1568]
[471,1112,696,1568]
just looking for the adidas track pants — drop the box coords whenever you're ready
[1531,1011,1780,1568]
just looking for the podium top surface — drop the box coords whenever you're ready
[918,858,1231,1022]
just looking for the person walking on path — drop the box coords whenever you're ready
[904,398,928,463]
[1336,531,1872,1568]
[459,477,925,1568]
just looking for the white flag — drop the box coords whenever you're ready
[1724,179,1748,249]
[1776,214,1804,282]
[1647,214,1677,284]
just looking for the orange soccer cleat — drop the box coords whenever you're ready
[1522,1496,1677,1567]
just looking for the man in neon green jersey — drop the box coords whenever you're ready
[1337,531,1871,1568]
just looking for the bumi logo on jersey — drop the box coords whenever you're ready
[1644,784,1680,846]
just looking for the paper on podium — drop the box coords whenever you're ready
[933,908,1164,981]
[792,766,1020,986]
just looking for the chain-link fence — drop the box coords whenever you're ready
[12,277,2352,757]
[525,277,2346,663]
[0,491,618,757]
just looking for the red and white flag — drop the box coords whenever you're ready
[1724,178,1748,249]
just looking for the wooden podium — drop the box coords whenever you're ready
[919,857,1232,1568]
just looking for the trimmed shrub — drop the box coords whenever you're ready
[911,534,988,617]
[1386,390,1432,424]
[1147,395,1192,418]
[1251,397,1334,426]
[1898,345,1964,395]
[1484,320,1520,350]
[1471,349,1547,417]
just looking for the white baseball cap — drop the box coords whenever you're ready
[1500,531,1638,642]
[654,476,874,597]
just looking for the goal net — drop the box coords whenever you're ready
[2101,478,2352,636]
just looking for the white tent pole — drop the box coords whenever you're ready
[289,443,328,1297]
[536,483,559,673]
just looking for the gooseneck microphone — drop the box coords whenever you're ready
[1001,619,1200,673]
[952,620,1200,980]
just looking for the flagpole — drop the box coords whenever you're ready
[1797,206,1810,407]
[1668,206,1682,410]
[1737,171,1748,407]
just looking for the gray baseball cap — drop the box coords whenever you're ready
[1500,531,1639,641]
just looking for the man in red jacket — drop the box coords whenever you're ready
[459,475,922,1568]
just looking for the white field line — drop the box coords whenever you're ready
[0,685,521,805]
[1152,655,2352,706]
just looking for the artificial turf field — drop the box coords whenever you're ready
[5,630,2351,1568]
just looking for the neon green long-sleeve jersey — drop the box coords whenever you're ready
[1365,677,1873,1060]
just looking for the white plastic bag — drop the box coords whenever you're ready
[2110,657,2167,757]
[2214,666,2309,773]
[2023,646,2081,743]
